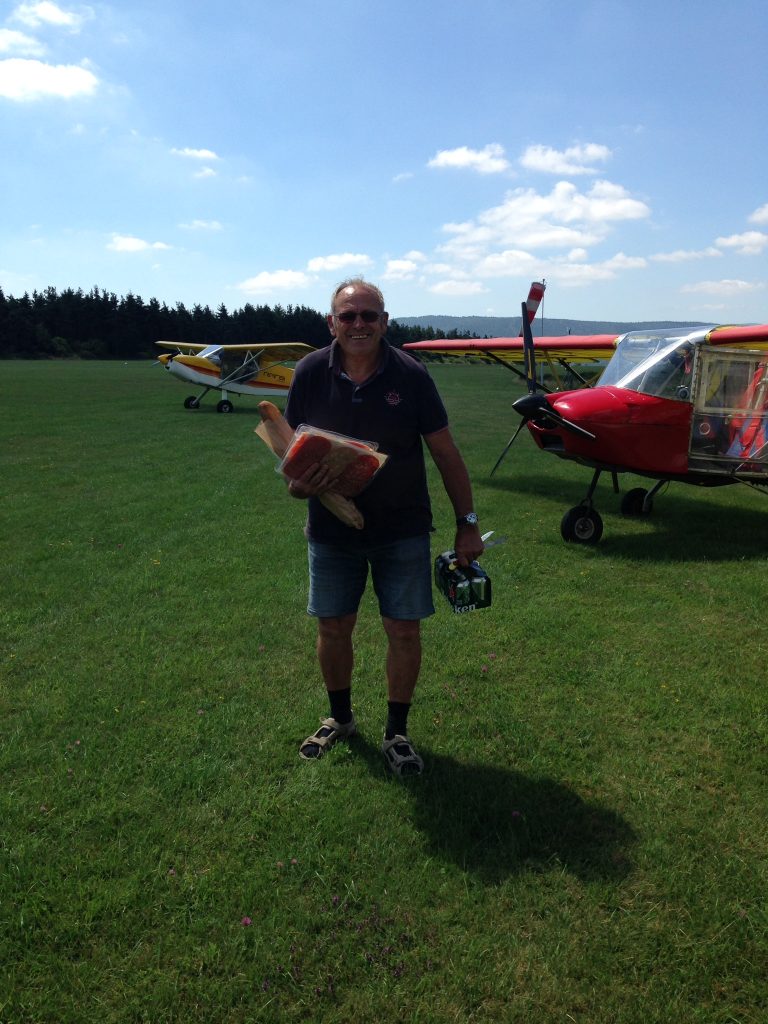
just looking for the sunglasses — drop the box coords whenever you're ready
[333,310,382,324]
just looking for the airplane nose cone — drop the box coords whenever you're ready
[512,393,551,419]
[158,353,172,366]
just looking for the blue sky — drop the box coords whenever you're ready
[1,0,767,324]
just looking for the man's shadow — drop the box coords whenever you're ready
[350,735,636,884]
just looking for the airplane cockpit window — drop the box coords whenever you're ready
[599,329,706,400]
[689,347,768,476]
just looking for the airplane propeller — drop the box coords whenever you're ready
[490,298,595,475]
[491,299,549,475]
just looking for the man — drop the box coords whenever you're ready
[285,278,483,776]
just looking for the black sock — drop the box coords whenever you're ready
[385,700,411,740]
[328,688,352,725]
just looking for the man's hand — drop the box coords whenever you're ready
[286,460,342,498]
[453,523,484,567]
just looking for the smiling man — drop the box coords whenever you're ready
[284,278,483,776]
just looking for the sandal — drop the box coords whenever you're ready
[299,715,357,760]
[381,734,423,776]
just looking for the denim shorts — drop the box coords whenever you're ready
[307,534,435,620]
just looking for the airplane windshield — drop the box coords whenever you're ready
[599,328,710,400]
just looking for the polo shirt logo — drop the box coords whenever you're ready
[385,390,402,406]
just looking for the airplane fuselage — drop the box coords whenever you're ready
[531,386,693,478]
[159,353,293,397]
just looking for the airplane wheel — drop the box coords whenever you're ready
[621,487,653,516]
[184,396,200,409]
[561,505,603,545]
[216,400,234,414]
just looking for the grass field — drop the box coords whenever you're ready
[2,359,767,1023]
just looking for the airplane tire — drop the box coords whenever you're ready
[216,400,234,414]
[184,396,200,409]
[561,505,603,545]
[620,487,653,516]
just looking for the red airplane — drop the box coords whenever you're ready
[404,284,768,543]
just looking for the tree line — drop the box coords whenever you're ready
[0,286,470,360]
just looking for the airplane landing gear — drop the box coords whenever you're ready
[216,399,234,413]
[184,395,200,409]
[561,504,603,544]
[620,487,653,516]
[560,467,611,544]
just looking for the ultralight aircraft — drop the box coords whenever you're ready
[404,284,768,544]
[155,341,315,412]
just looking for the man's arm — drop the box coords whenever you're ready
[424,426,484,566]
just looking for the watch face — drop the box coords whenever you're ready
[459,512,478,526]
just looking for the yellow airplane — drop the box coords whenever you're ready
[155,340,315,412]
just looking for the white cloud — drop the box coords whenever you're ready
[473,249,536,278]
[714,231,768,256]
[651,246,721,262]
[603,252,646,271]
[393,171,414,183]
[748,203,768,225]
[179,219,223,231]
[107,234,171,252]
[520,143,611,175]
[439,179,650,261]
[306,253,372,273]
[193,167,217,179]
[0,28,44,55]
[571,180,649,223]
[237,270,313,294]
[171,147,220,161]
[552,252,645,287]
[429,280,489,296]
[11,2,84,29]
[382,259,420,281]
[0,57,97,99]
[681,279,763,296]
[428,143,510,175]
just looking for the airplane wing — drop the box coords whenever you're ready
[705,324,768,349]
[155,341,316,362]
[403,335,619,364]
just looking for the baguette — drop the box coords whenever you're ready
[256,401,295,457]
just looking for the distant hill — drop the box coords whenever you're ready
[392,315,712,337]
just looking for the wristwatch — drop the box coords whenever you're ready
[456,512,479,527]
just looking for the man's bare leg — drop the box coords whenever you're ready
[317,613,357,691]
[382,617,421,702]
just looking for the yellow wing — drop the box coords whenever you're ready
[403,335,619,364]
[156,341,315,363]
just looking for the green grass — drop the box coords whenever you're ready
[1,359,767,1023]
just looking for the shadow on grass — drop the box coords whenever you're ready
[350,735,636,884]
[486,471,768,562]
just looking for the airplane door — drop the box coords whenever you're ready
[688,347,768,477]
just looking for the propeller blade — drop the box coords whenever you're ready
[512,393,596,440]
[521,301,537,394]
[490,420,528,476]
[491,300,548,474]
[542,410,596,441]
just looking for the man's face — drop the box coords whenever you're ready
[327,285,388,361]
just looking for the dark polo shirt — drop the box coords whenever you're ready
[284,339,448,544]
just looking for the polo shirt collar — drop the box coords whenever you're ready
[328,337,391,379]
